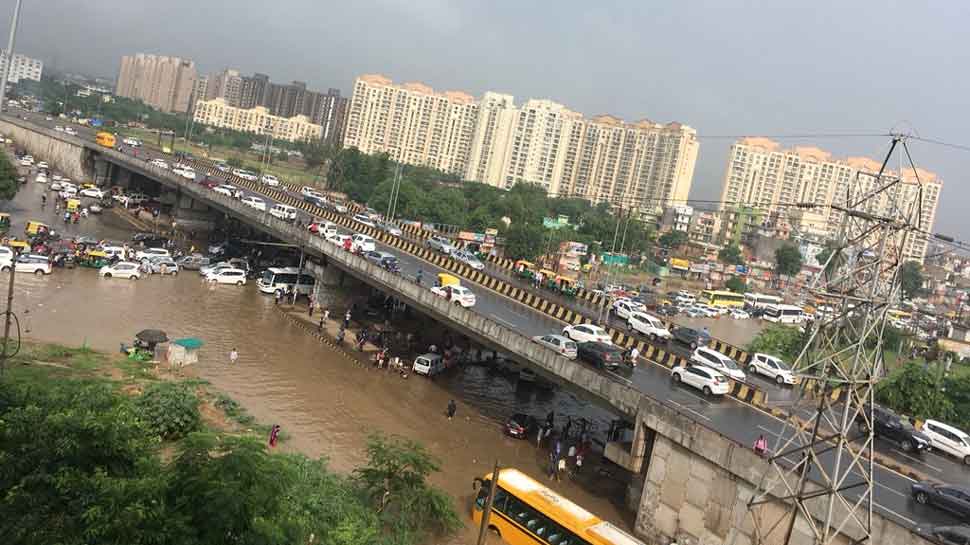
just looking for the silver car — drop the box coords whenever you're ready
[149,257,179,275]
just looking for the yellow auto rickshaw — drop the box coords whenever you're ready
[514,259,536,279]
[79,250,109,269]
[81,183,96,190]
[6,238,30,252]
[0,213,9,233]
[66,199,81,213]
[25,220,50,236]
[437,273,460,288]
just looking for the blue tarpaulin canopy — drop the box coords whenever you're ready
[172,338,204,349]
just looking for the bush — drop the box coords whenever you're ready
[136,382,201,440]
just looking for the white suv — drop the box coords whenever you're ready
[15,254,52,275]
[921,419,970,465]
[690,347,746,382]
[260,174,281,187]
[0,246,14,270]
[748,353,795,385]
[627,311,671,341]
[671,364,730,396]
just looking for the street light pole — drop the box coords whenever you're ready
[0,0,24,113]
[0,251,18,378]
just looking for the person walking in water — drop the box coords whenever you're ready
[229,348,238,365]
[754,434,768,457]
[446,399,457,420]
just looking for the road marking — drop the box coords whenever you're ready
[874,502,917,525]
[892,450,942,473]
[490,314,518,329]
[669,400,711,421]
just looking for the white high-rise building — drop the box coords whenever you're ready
[719,137,941,262]
[344,74,699,216]
[0,50,42,83]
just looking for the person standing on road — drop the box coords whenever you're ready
[229,347,238,365]
[344,309,352,329]
[628,346,640,367]
[446,399,457,420]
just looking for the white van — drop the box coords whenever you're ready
[269,204,298,222]
[413,353,445,376]
[627,311,671,341]
[921,419,970,465]
[763,304,806,324]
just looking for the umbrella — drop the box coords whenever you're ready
[135,329,169,344]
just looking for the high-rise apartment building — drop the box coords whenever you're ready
[239,73,270,109]
[192,98,322,142]
[718,138,941,262]
[205,68,243,106]
[0,50,43,83]
[115,54,197,113]
[345,74,698,216]
[343,74,480,176]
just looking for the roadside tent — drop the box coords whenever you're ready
[167,337,204,367]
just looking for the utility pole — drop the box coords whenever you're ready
[0,0,23,113]
[746,134,923,545]
[0,251,17,378]
[475,462,501,545]
[386,163,402,222]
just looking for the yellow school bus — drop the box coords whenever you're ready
[472,468,646,545]
[700,289,746,308]
[95,131,116,148]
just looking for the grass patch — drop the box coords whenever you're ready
[214,392,257,427]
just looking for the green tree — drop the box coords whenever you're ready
[504,221,547,261]
[135,382,202,440]
[724,275,747,293]
[774,244,803,279]
[0,153,20,201]
[876,362,954,421]
[0,380,176,544]
[718,245,744,266]
[226,156,243,169]
[747,324,809,363]
[354,433,462,542]
[901,261,924,300]
[658,230,688,249]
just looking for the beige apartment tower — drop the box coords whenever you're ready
[193,98,323,143]
[116,54,197,113]
[344,74,699,216]
[718,137,941,262]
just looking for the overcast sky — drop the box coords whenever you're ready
[3,1,968,238]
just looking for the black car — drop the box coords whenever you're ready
[912,482,970,520]
[857,405,931,453]
[577,342,624,370]
[504,413,538,439]
[916,525,970,545]
[671,326,711,350]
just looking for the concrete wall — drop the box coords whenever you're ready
[0,116,90,181]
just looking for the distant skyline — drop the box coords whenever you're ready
[2,0,967,239]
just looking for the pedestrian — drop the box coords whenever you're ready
[323,308,330,323]
[754,434,768,458]
[229,347,238,365]
[416,269,423,285]
[548,453,557,480]
[307,296,314,317]
[446,399,457,420]
[628,345,640,367]
[344,309,351,329]
[574,452,584,475]
[546,410,555,428]
[336,327,345,344]
[429,343,438,354]
[536,426,544,449]
[268,424,281,447]
[556,457,566,481]
[317,316,325,333]
[567,442,577,460]
[274,290,282,305]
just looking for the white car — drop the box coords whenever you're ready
[426,235,455,255]
[101,246,127,260]
[34,173,48,184]
[748,353,795,385]
[64,127,77,136]
[531,334,578,359]
[377,221,402,237]
[135,248,170,262]
[59,187,78,199]
[213,184,236,197]
[562,324,612,344]
[99,262,141,280]
[260,174,281,187]
[920,419,970,465]
[269,204,297,221]
[430,284,476,308]
[14,254,52,275]
[199,261,236,276]
[351,234,376,253]
[453,250,485,270]
[150,159,169,170]
[690,347,745,382]
[729,308,751,320]
[627,311,671,341]
[37,161,49,170]
[353,213,376,228]
[122,137,141,147]
[612,299,642,320]
[671,364,730,396]
[50,181,63,191]
[0,246,14,270]
[54,125,65,132]
[79,187,105,199]
[205,268,248,285]
[333,203,348,214]
[326,233,352,247]
[20,155,34,166]
[174,167,195,180]
[241,196,267,211]
[300,186,319,197]
[215,163,230,172]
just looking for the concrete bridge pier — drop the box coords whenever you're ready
[170,191,216,232]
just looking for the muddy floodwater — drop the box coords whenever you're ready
[3,179,633,540]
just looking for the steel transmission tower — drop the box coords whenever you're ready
[745,134,926,545]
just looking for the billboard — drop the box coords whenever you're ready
[670,258,690,270]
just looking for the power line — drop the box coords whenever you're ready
[910,135,970,153]
[696,132,889,140]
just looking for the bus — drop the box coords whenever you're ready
[744,292,783,310]
[256,267,315,296]
[95,131,116,148]
[472,468,647,545]
[763,304,806,324]
[699,290,745,308]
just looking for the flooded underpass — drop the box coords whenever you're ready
[2,177,635,539]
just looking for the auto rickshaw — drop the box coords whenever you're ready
[66,199,81,213]
[436,272,460,288]
[78,250,110,269]
[6,238,30,252]
[25,220,50,237]
[514,259,536,279]
[555,275,578,297]
[80,183,96,190]
[0,213,9,234]
[538,269,557,289]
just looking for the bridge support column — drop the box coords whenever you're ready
[113,165,132,189]
[93,158,111,186]
[171,192,216,233]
